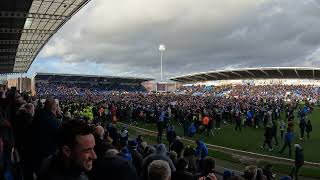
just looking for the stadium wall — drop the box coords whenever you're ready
[7,77,31,92]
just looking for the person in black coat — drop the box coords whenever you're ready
[94,126,114,159]
[261,127,273,151]
[31,98,60,173]
[90,152,138,180]
[172,158,193,180]
[38,119,97,180]
[170,136,184,158]
[299,118,306,140]
[289,144,304,180]
[271,122,278,145]
[306,120,312,140]
[13,104,34,180]
[128,140,143,177]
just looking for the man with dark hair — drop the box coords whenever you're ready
[31,98,60,172]
[90,146,138,180]
[37,119,97,180]
[193,157,217,180]
[170,136,184,158]
[172,158,193,180]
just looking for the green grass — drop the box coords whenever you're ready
[257,161,320,179]
[124,124,320,179]
[128,108,320,163]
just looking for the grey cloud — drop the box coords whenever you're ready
[36,0,320,80]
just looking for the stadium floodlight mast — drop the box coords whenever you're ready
[159,44,166,82]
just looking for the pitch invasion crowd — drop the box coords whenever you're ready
[0,83,315,180]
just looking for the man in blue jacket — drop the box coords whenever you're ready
[195,140,208,160]
[279,130,294,157]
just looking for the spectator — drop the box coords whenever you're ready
[261,127,273,151]
[256,168,267,180]
[305,120,312,140]
[242,165,257,180]
[13,103,34,180]
[91,148,138,180]
[128,140,143,176]
[193,157,217,180]
[166,124,176,147]
[195,140,208,160]
[299,118,306,140]
[279,120,286,140]
[157,109,166,142]
[143,143,176,179]
[94,126,114,159]
[183,146,197,174]
[262,164,275,180]
[279,129,294,157]
[172,158,193,180]
[148,160,171,180]
[170,136,184,158]
[168,151,178,166]
[31,98,60,172]
[289,144,304,180]
[37,119,97,180]
[119,147,132,162]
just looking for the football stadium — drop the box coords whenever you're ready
[1,0,320,180]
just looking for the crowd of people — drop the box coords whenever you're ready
[36,82,147,98]
[0,82,317,180]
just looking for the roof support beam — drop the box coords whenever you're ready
[260,69,269,77]
[194,75,207,81]
[47,75,55,81]
[0,55,16,59]
[173,79,186,83]
[216,72,230,78]
[0,40,45,44]
[0,11,68,20]
[0,49,18,53]
[245,70,255,77]
[61,76,70,82]
[230,71,242,77]
[75,76,84,81]
[295,69,300,78]
[181,77,196,82]
[0,62,14,65]
[277,68,283,77]
[15,55,36,58]
[0,28,54,34]
[205,73,218,79]
[313,69,315,79]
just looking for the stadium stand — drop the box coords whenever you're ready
[170,67,320,83]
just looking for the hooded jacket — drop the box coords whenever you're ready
[142,144,176,179]
[195,141,208,159]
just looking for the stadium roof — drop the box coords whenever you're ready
[169,67,320,83]
[34,72,153,83]
[0,0,90,74]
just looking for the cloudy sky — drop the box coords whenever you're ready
[28,0,320,80]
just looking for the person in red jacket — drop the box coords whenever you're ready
[111,105,117,124]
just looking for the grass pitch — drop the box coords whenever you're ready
[129,108,320,163]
